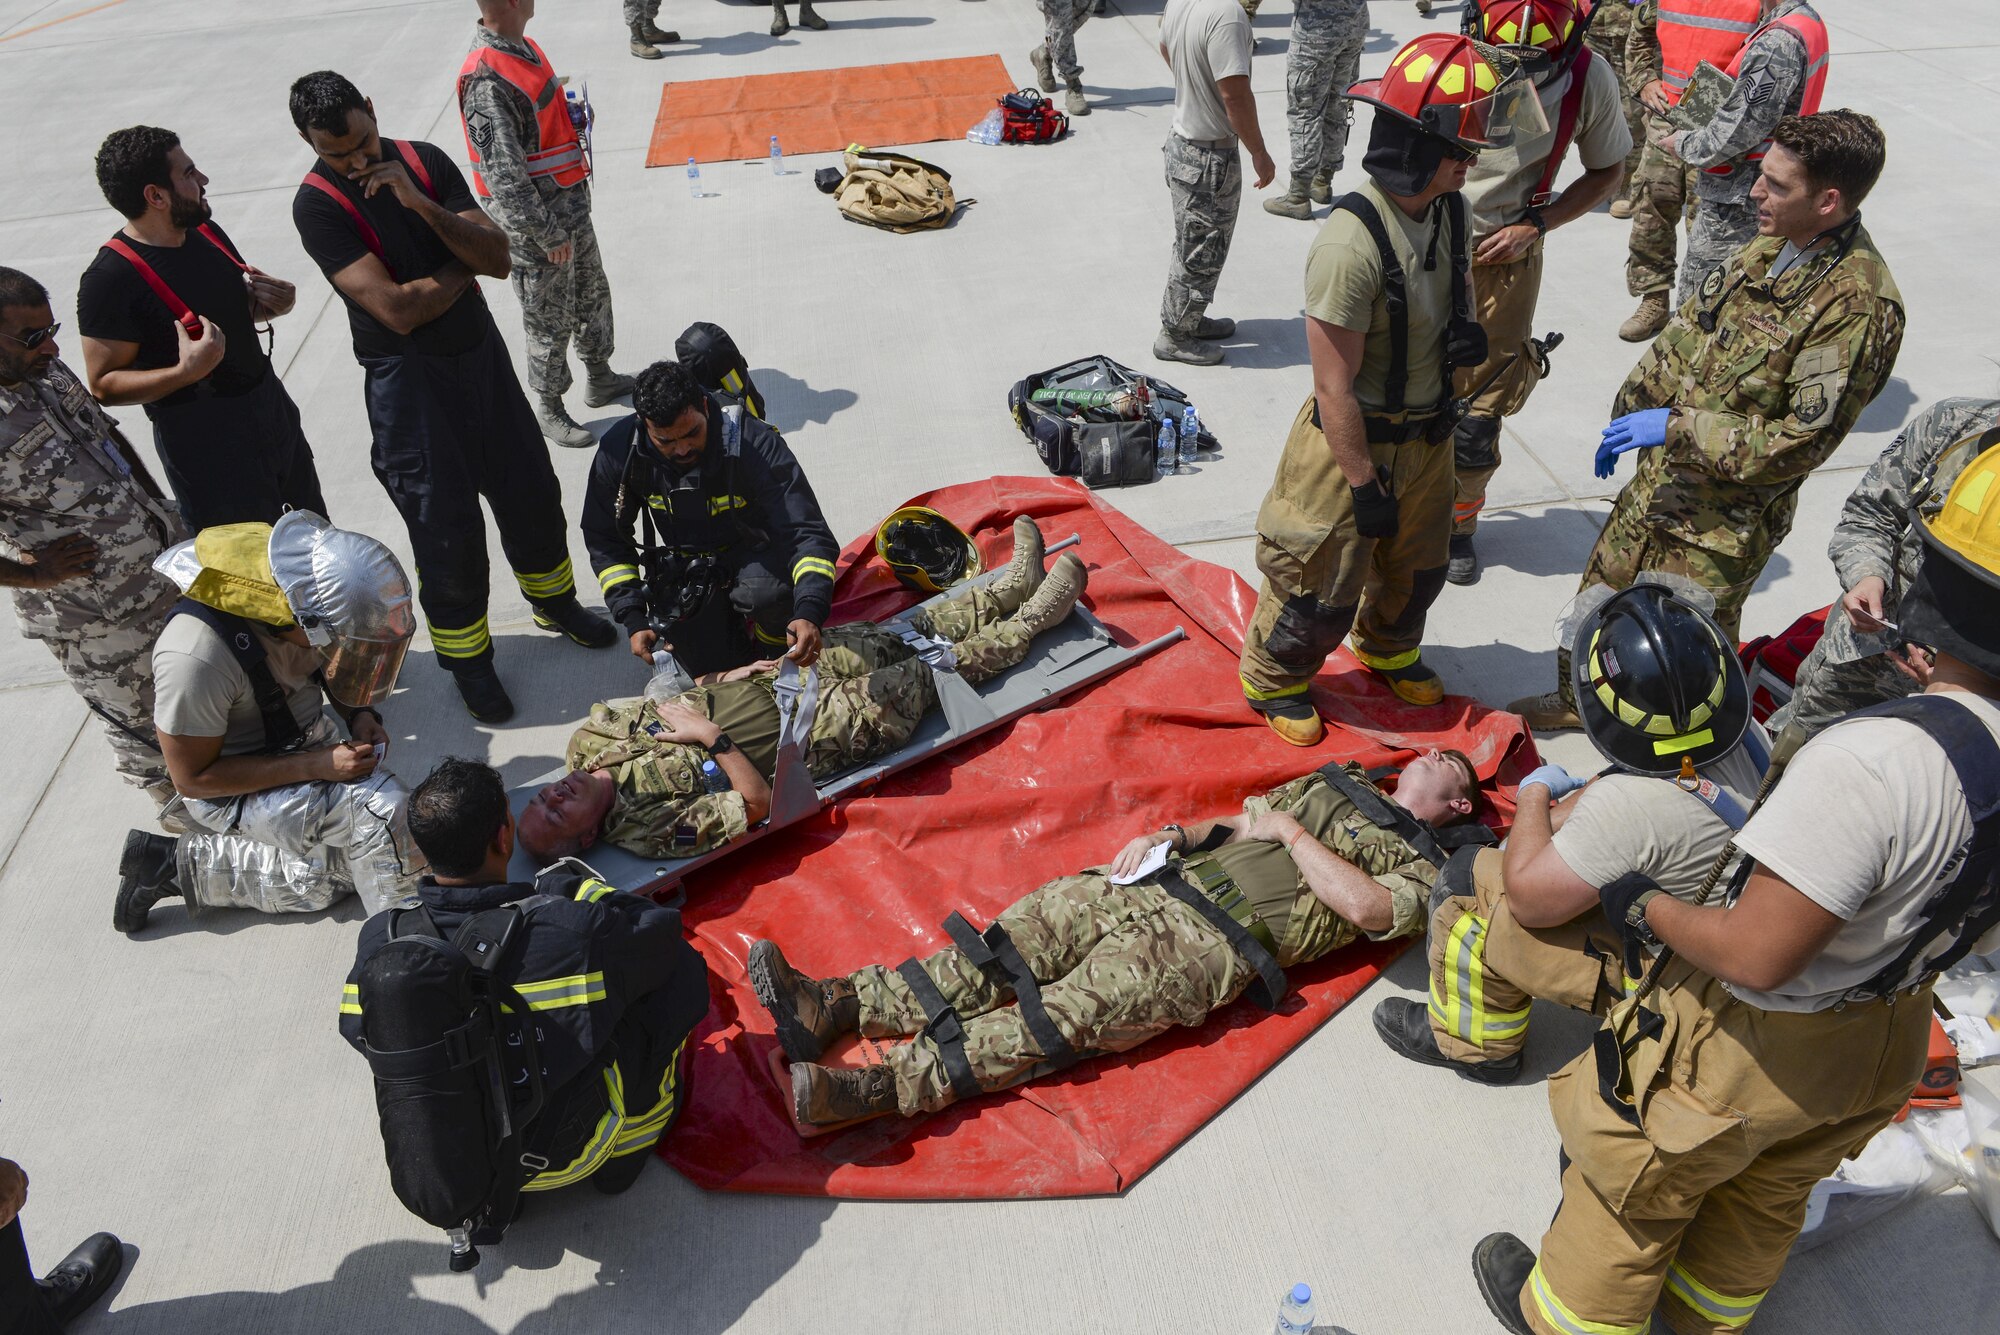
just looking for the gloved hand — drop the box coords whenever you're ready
[1518,763,1586,799]
[1598,874,1663,947]
[1445,317,1489,371]
[1351,475,1398,539]
[1595,408,1672,479]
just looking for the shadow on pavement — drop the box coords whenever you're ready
[752,367,859,434]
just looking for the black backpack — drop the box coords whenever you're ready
[356,904,545,1267]
[676,320,767,420]
[1006,354,1216,487]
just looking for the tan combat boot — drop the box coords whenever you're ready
[1310,170,1333,204]
[1065,81,1090,117]
[640,19,679,44]
[1507,690,1581,732]
[1263,176,1314,220]
[797,1,828,30]
[1030,44,1056,94]
[1608,196,1636,220]
[749,940,859,1062]
[791,1061,898,1127]
[1010,552,1087,638]
[629,24,663,59]
[1619,291,1671,343]
[985,516,1048,615]
[535,397,596,449]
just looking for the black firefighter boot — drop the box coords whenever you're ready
[1371,997,1521,1085]
[115,829,185,933]
[37,1232,125,1327]
[1471,1233,1538,1335]
[448,659,516,725]
[791,1061,898,1128]
[532,594,619,649]
[750,940,860,1062]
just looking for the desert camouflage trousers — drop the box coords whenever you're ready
[174,769,425,918]
[31,605,174,798]
[851,871,1255,1114]
[1282,0,1367,183]
[1161,132,1243,336]
[1626,112,1696,297]
[511,196,616,399]
[1426,848,1626,1065]
[1038,0,1094,83]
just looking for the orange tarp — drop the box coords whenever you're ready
[645,54,1014,166]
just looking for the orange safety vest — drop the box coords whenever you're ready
[1656,0,1762,105]
[456,36,588,199]
[1719,6,1829,165]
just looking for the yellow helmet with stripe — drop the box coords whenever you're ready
[1904,441,2000,676]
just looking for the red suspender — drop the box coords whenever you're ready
[1529,47,1595,209]
[300,140,440,279]
[101,224,250,337]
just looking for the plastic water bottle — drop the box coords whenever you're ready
[1274,1282,1315,1335]
[1156,416,1178,479]
[645,649,695,702]
[770,135,784,174]
[965,108,1004,145]
[686,157,702,199]
[1179,404,1200,468]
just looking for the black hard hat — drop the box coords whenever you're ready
[1571,583,1750,774]
[876,507,981,594]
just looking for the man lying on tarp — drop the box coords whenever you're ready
[749,747,1489,1128]
[517,518,1083,864]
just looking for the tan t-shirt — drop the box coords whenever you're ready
[1162,0,1254,143]
[1304,176,1456,412]
[1550,727,1768,901]
[153,613,331,756]
[1463,53,1631,239]
[1730,692,2000,1013]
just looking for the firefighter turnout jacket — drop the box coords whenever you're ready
[339,868,710,1191]
[582,394,839,637]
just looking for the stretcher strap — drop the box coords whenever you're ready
[942,911,1077,1069]
[1156,869,1287,1011]
[894,958,981,1103]
[894,622,960,673]
[772,658,822,750]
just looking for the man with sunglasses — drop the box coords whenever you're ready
[1512,110,1904,733]
[0,267,186,818]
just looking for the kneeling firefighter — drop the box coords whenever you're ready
[115,511,425,932]
[582,358,838,676]
[341,759,709,1270]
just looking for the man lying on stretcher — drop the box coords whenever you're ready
[517,519,1083,864]
[749,747,1488,1130]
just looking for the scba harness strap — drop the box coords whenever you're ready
[1327,191,1472,415]
[168,599,309,754]
[1313,762,1497,871]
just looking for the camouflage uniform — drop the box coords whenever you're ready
[460,26,616,400]
[1623,0,1698,298]
[1279,0,1368,186]
[1667,0,1824,304]
[1556,228,1905,706]
[568,584,1032,858]
[1038,0,1094,85]
[622,0,663,22]
[1584,0,1646,191]
[0,358,185,802]
[1161,131,1243,338]
[848,765,1441,1113]
[1770,397,2000,740]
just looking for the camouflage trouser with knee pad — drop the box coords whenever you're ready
[1451,240,1545,537]
[1240,397,1454,704]
[1426,848,1627,1065]
[850,872,1253,1114]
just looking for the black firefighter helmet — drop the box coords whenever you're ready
[876,507,982,594]
[1570,581,1751,775]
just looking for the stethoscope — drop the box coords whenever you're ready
[1698,213,1864,333]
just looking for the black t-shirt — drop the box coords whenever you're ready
[75,221,270,411]
[290,140,490,360]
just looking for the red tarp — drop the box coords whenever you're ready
[661,477,1538,1198]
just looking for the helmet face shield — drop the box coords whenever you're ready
[1349,35,1548,155]
[1433,60,1548,150]
[267,511,418,709]
[319,633,412,710]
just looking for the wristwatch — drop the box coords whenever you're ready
[1625,888,1665,951]
[1161,823,1189,852]
[1520,206,1548,236]
[708,732,737,757]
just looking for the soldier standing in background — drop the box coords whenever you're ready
[1584,0,1647,216]
[1263,0,1369,221]
[1512,111,1904,731]
[624,0,679,59]
[0,268,185,817]
[1031,0,1096,118]
[462,1,635,450]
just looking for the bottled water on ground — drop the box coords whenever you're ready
[1179,404,1200,468]
[1274,1282,1314,1335]
[686,157,702,199]
[645,650,695,702]
[1156,417,1178,479]
[770,135,784,174]
[966,109,1004,144]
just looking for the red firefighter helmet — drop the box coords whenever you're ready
[1466,0,1593,79]
[1347,33,1548,153]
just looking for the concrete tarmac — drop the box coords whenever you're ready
[2,1,1997,1331]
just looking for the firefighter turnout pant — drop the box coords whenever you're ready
[174,768,423,917]
[1522,961,1933,1335]
[1426,848,1626,1066]
[361,322,579,671]
[1451,240,1545,539]
[1240,396,1453,705]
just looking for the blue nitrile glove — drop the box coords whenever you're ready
[1518,763,1586,799]
[1595,408,1672,479]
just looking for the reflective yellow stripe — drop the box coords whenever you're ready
[514,971,607,1011]
[514,559,576,599]
[596,563,640,594]
[1241,676,1311,701]
[612,1036,688,1151]
[1352,644,1420,672]
[574,878,617,903]
[791,555,836,583]
[751,622,787,646]
[707,494,748,516]
[524,1066,624,1191]
[1664,1264,1764,1329]
[429,616,491,658]
[1528,1261,1653,1335]
[1427,911,1532,1045]
[340,984,362,1017]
